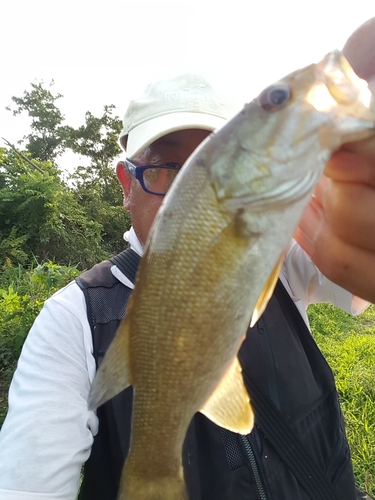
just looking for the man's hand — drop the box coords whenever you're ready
[294,17,375,303]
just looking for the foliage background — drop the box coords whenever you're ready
[1,82,130,271]
[0,81,131,429]
[0,81,375,496]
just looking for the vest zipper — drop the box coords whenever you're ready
[241,435,267,500]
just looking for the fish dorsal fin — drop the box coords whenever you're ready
[88,315,132,411]
[199,356,254,434]
[250,253,284,328]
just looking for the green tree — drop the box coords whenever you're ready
[6,81,66,164]
[66,105,130,255]
[5,82,131,262]
[66,104,123,202]
[0,148,107,269]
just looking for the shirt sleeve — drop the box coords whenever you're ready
[280,240,369,326]
[0,281,98,500]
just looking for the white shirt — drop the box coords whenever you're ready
[0,229,367,499]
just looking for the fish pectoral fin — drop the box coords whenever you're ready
[199,356,254,434]
[250,252,284,328]
[88,317,132,411]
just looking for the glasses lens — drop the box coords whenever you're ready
[143,167,179,195]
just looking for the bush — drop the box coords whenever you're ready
[0,261,81,375]
[0,149,131,270]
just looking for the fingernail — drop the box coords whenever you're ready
[296,199,324,257]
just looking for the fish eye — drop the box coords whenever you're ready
[258,83,291,112]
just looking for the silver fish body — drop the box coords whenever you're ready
[89,51,375,500]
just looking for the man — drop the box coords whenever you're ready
[0,19,375,500]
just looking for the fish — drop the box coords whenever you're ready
[88,50,375,500]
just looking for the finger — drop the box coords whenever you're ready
[296,174,375,262]
[343,17,375,90]
[310,174,375,252]
[324,137,375,187]
[341,135,375,159]
[319,180,375,252]
[295,221,375,304]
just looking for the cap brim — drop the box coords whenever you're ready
[119,111,228,159]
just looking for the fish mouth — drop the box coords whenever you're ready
[317,50,373,109]
[224,166,322,212]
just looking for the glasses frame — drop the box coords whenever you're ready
[124,158,180,196]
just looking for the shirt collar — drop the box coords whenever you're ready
[111,227,143,289]
[123,226,144,257]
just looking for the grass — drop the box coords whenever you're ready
[308,303,375,494]
[0,261,80,427]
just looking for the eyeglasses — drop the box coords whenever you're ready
[124,158,181,196]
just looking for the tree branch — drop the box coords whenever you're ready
[1,137,46,174]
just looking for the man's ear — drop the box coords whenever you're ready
[116,161,131,209]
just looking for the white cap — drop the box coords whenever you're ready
[119,73,238,159]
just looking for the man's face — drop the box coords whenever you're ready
[117,129,211,246]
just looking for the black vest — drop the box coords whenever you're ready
[76,259,359,500]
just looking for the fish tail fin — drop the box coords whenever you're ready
[119,469,187,500]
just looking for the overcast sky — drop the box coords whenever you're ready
[1,0,374,171]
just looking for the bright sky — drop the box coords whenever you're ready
[1,0,374,172]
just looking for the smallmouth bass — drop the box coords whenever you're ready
[89,51,375,500]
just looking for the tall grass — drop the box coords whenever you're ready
[0,262,81,425]
[308,303,375,494]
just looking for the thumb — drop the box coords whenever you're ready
[343,17,375,92]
